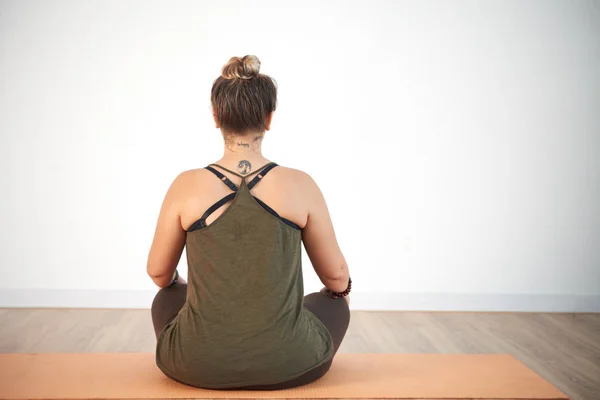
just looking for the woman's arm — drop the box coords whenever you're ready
[300,170,351,293]
[146,171,189,288]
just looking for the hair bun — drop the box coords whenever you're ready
[221,55,261,80]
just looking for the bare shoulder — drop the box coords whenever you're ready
[273,165,316,190]
[175,168,204,184]
[166,168,208,197]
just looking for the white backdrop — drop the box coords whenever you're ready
[1,0,598,311]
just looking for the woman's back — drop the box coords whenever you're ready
[149,55,351,390]
[155,161,335,388]
[172,160,349,292]
[179,161,307,231]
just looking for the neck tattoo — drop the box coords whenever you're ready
[237,160,252,175]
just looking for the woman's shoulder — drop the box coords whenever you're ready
[271,164,305,180]
[174,163,315,192]
[271,164,315,182]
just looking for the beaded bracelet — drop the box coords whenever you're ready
[325,276,352,299]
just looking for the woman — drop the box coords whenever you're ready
[147,55,352,390]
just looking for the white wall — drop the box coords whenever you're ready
[1,0,599,311]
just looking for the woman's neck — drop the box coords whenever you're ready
[218,133,270,175]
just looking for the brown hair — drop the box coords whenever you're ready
[211,55,277,136]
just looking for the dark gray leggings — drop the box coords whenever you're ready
[151,280,350,390]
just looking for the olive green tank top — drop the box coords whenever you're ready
[155,162,335,389]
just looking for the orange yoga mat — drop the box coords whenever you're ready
[0,353,568,399]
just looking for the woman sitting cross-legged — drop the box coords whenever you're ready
[147,55,352,390]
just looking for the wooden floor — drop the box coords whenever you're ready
[0,309,598,400]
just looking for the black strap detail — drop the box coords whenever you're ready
[187,192,237,232]
[205,166,238,191]
[253,196,301,230]
[208,162,275,180]
[189,162,291,232]
[247,163,278,190]
[187,218,206,232]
